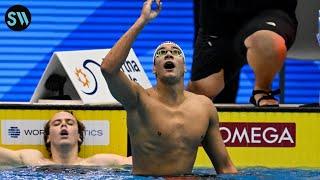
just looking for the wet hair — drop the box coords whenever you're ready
[43,110,85,157]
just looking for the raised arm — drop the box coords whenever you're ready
[100,0,162,109]
[0,147,44,166]
[201,101,238,174]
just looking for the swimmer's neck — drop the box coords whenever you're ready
[50,145,81,165]
[155,81,186,106]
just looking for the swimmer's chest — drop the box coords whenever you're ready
[136,97,209,141]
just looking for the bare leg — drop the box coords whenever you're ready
[187,69,225,99]
[215,72,240,103]
[245,30,287,106]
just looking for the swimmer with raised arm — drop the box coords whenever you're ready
[100,0,237,176]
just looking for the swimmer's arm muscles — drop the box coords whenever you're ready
[0,147,42,166]
[201,102,238,174]
[87,154,132,166]
[101,17,148,109]
[0,146,22,165]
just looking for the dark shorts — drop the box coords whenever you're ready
[191,9,298,83]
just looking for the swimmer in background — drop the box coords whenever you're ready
[0,111,132,166]
[100,0,237,176]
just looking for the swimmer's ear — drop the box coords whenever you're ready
[152,66,156,74]
[46,136,50,144]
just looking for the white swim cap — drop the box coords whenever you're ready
[153,41,185,65]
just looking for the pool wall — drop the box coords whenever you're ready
[0,104,319,168]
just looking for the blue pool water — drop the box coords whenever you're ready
[0,166,319,179]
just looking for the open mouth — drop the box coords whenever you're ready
[164,61,175,69]
[60,129,69,136]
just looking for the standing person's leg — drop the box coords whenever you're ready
[191,0,240,103]
[214,71,240,103]
[187,69,225,99]
[190,1,224,100]
[245,30,286,106]
[236,10,298,106]
[188,29,242,100]
[187,30,226,99]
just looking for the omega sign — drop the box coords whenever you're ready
[219,123,296,147]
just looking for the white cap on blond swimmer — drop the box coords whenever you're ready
[153,41,185,65]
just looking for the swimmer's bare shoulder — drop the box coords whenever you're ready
[124,82,151,108]
[18,149,53,165]
[84,154,132,166]
[0,147,48,166]
[184,91,219,126]
[144,87,158,96]
[185,91,217,112]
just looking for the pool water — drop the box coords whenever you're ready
[0,166,319,179]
